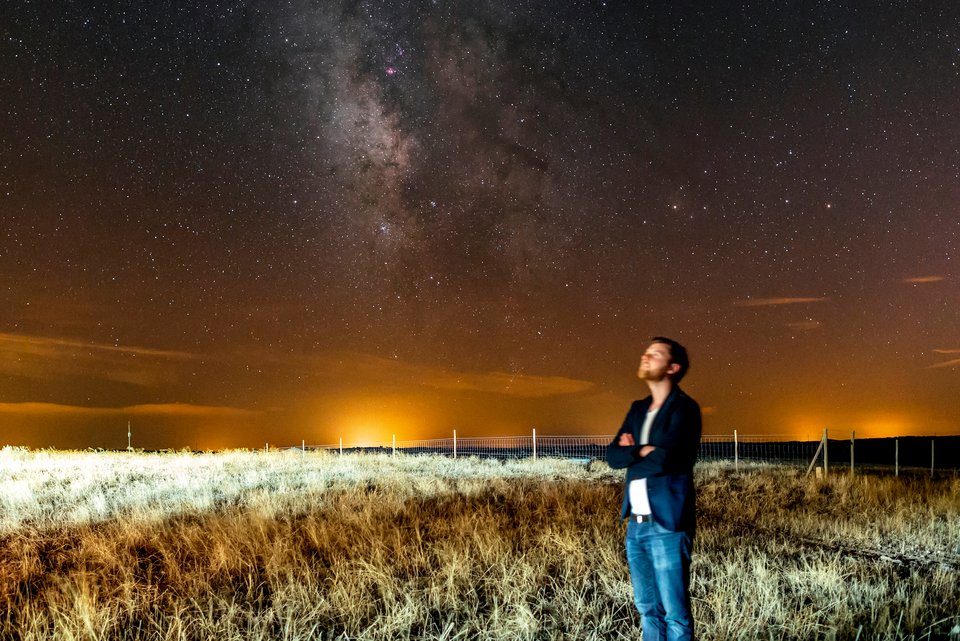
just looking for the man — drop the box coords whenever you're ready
[606,337,702,641]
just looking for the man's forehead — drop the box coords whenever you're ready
[645,342,671,354]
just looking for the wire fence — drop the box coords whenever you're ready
[283,430,958,475]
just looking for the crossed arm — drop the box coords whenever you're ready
[617,431,656,458]
[606,399,701,474]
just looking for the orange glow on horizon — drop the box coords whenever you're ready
[331,404,422,446]
[781,416,828,442]
[853,414,911,439]
[784,411,919,442]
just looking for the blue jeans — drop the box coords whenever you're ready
[625,519,694,641]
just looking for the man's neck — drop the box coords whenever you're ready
[645,378,674,409]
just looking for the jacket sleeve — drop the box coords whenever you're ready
[605,402,642,469]
[617,396,702,478]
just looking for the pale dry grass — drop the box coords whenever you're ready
[695,465,960,641]
[0,449,957,640]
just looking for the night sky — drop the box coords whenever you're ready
[2,1,959,450]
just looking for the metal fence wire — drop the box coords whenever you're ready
[289,431,958,474]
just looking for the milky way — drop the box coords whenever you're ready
[2,1,959,448]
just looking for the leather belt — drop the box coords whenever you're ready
[629,514,654,523]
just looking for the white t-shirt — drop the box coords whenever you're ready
[628,407,658,516]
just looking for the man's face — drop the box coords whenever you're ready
[638,342,676,381]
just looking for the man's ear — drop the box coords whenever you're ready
[668,363,681,376]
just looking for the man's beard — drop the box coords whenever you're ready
[638,366,669,381]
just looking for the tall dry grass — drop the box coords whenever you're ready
[0,448,957,640]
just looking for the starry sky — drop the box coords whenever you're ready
[2,1,959,450]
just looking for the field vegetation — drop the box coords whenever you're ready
[0,447,957,640]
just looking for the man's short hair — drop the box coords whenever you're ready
[650,336,690,383]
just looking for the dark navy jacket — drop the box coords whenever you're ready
[606,386,702,536]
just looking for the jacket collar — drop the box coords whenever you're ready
[638,384,683,416]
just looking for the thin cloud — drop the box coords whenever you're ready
[0,402,260,417]
[0,332,196,360]
[0,332,199,387]
[902,276,945,284]
[926,348,960,369]
[316,353,595,398]
[734,297,828,307]
[929,359,960,369]
[426,370,595,397]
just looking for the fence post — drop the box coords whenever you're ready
[302,439,305,458]
[850,430,855,476]
[453,430,457,459]
[895,439,899,477]
[931,438,935,478]
[734,429,739,473]
[339,437,343,455]
[392,434,396,457]
[532,428,537,461]
[805,435,824,477]
[823,428,829,476]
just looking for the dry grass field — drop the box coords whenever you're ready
[0,447,957,640]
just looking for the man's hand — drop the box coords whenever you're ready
[638,445,656,457]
